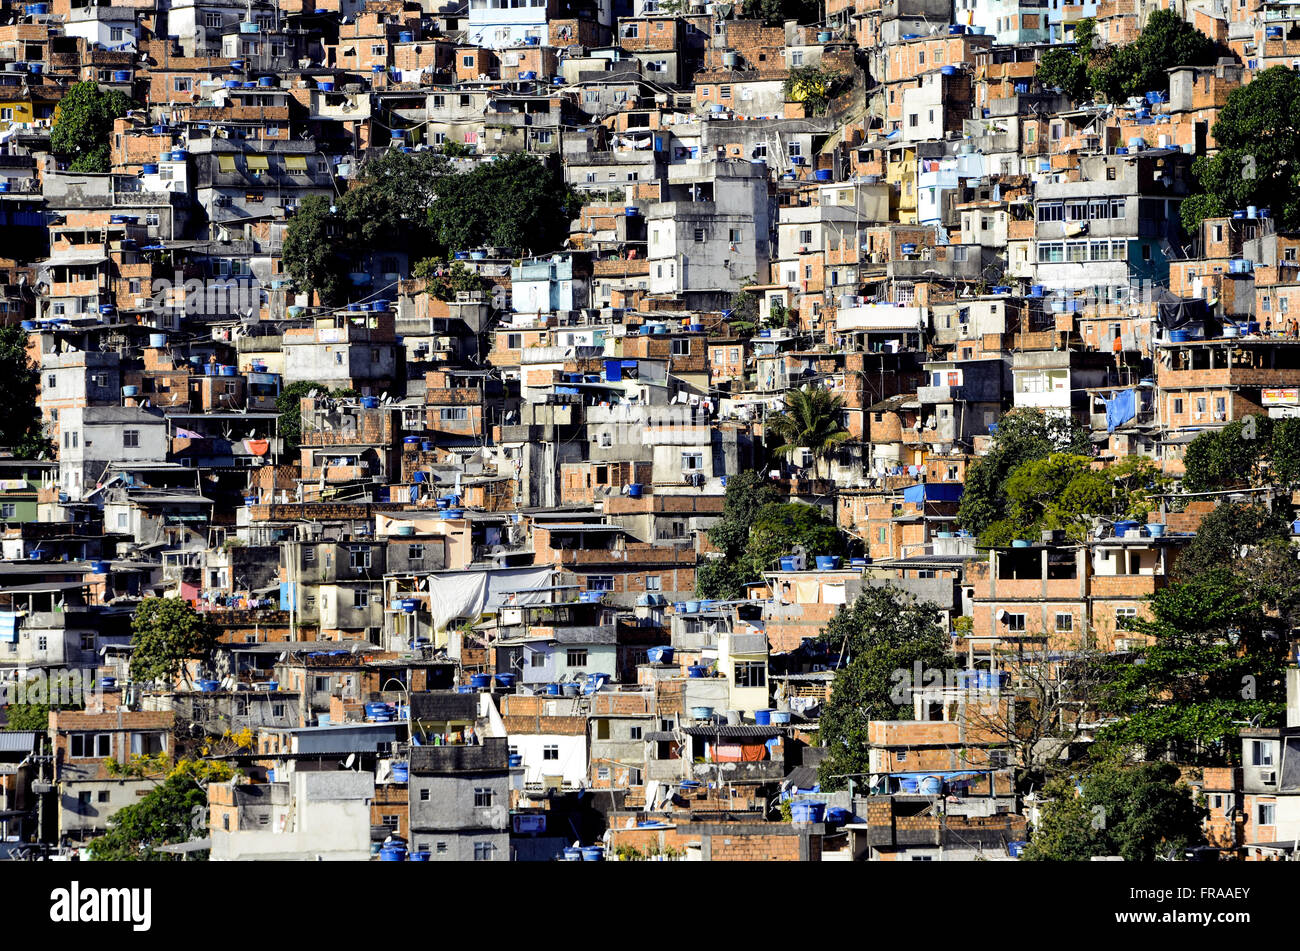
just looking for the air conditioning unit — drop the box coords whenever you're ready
[1260,770,1276,784]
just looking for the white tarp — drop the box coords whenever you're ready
[425,566,556,632]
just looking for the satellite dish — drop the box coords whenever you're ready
[344,753,356,769]
[307,388,319,399]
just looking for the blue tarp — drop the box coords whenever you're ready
[1105,388,1137,432]
[902,482,965,504]
[0,612,18,643]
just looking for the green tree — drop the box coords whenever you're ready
[783,65,850,117]
[958,408,1092,540]
[129,599,219,686]
[276,380,319,457]
[755,0,819,26]
[427,153,578,254]
[1270,417,1300,487]
[988,453,1166,545]
[705,469,780,561]
[816,587,955,790]
[358,148,449,236]
[412,257,489,301]
[1024,763,1207,861]
[746,502,844,573]
[766,387,852,478]
[3,674,85,730]
[4,694,50,731]
[50,81,134,172]
[725,279,761,336]
[1022,776,1107,861]
[1036,46,1092,101]
[696,471,781,599]
[0,325,47,456]
[1089,10,1216,103]
[1096,568,1288,764]
[88,759,234,861]
[1182,66,1300,233]
[696,484,841,599]
[281,195,350,306]
[1174,501,1291,581]
[1181,415,1273,492]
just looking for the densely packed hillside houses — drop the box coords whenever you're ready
[0,0,1299,864]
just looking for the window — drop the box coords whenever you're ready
[587,576,614,592]
[734,661,766,688]
[204,12,222,28]
[566,649,588,667]
[543,745,559,760]
[355,589,369,608]
[462,55,475,67]
[130,732,167,756]
[123,429,140,448]
[408,544,424,562]
[174,77,193,93]
[70,733,112,758]
[530,651,546,668]
[1251,740,1275,767]
[693,228,705,242]
[629,726,643,740]
[440,407,469,421]
[348,546,371,569]
[473,841,494,861]
[681,452,704,471]
[672,339,692,355]
[1004,613,1026,632]
[1115,607,1138,628]
[474,787,495,807]
[1055,613,1073,633]
[645,575,661,591]
[314,675,330,692]
[0,503,15,520]
[381,814,400,833]
[1259,802,1276,826]
[1173,398,1184,416]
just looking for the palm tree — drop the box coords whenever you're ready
[767,386,851,479]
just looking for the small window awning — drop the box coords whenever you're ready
[246,155,269,171]
[284,155,307,172]
[217,155,236,172]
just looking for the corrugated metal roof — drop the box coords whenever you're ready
[0,732,38,752]
[680,724,784,738]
